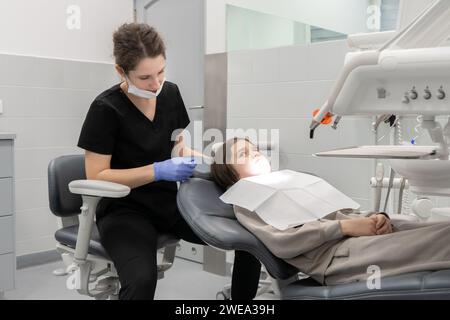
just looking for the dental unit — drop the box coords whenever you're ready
[310,0,450,220]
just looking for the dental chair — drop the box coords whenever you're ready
[47,155,179,300]
[177,167,450,300]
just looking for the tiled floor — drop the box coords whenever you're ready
[3,257,232,300]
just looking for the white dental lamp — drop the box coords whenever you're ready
[311,0,450,219]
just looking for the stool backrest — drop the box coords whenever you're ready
[48,155,85,217]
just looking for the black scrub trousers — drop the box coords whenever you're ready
[77,82,261,300]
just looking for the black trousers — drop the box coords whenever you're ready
[96,210,262,300]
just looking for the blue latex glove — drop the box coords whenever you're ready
[153,157,197,182]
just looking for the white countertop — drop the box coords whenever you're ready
[0,133,16,140]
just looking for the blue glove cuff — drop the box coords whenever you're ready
[153,162,161,182]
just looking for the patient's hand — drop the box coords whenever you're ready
[340,218,377,237]
[372,214,393,235]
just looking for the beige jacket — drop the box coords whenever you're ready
[233,205,364,284]
[234,205,450,286]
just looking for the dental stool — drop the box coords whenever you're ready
[48,155,179,300]
[177,176,450,300]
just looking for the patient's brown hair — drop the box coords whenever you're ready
[211,138,251,191]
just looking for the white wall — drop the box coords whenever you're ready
[206,0,370,54]
[0,1,133,256]
[227,40,376,210]
[0,0,133,62]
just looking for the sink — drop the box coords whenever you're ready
[389,159,450,196]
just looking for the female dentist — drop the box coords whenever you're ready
[77,23,261,300]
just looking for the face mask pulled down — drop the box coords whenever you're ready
[125,76,166,99]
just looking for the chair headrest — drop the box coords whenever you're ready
[177,178,299,280]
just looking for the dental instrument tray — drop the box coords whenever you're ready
[314,146,437,160]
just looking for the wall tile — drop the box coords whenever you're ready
[7,118,84,149]
[63,60,95,90]
[89,63,120,90]
[16,207,58,243]
[306,40,348,81]
[16,235,56,256]
[228,48,279,84]
[281,153,374,200]
[15,147,81,180]
[15,178,48,212]
[2,54,115,256]
[227,42,375,207]
[278,44,309,82]
[0,54,65,88]
[228,51,254,84]
[0,86,97,119]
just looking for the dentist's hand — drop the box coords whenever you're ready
[153,157,197,182]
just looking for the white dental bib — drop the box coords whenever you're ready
[220,170,360,231]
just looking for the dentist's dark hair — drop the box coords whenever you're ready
[211,138,251,191]
[113,23,166,74]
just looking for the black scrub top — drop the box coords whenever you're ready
[77,81,190,231]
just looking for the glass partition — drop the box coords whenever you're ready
[226,0,400,52]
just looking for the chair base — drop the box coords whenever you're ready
[215,267,284,300]
[56,243,119,299]
[282,270,450,300]
[55,242,178,299]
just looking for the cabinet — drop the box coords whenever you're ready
[0,134,16,295]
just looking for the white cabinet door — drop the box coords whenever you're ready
[135,0,206,264]
[0,178,13,217]
[135,0,205,108]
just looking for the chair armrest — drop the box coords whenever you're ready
[69,180,130,198]
[67,180,129,264]
[68,180,129,264]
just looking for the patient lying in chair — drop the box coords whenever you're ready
[210,138,450,286]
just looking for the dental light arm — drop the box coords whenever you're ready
[309,51,379,138]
